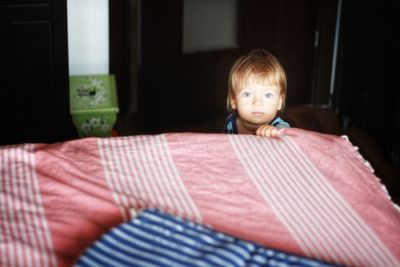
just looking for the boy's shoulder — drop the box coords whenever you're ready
[224,113,237,134]
[271,116,290,129]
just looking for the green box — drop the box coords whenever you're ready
[69,74,119,137]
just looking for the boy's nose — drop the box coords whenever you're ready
[253,96,263,105]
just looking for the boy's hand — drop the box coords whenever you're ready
[256,124,279,137]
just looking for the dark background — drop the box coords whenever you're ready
[1,0,399,171]
[334,0,400,166]
[110,0,400,168]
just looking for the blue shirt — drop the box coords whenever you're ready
[224,113,290,134]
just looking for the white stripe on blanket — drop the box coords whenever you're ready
[98,135,201,221]
[0,144,56,267]
[282,135,397,266]
[229,134,398,267]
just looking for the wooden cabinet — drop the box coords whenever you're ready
[0,0,75,145]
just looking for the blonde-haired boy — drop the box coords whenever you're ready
[225,49,290,137]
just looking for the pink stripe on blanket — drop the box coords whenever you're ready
[231,135,344,263]
[165,133,303,257]
[98,135,201,221]
[282,128,400,266]
[1,144,56,267]
[34,138,122,267]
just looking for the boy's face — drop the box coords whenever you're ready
[230,77,283,126]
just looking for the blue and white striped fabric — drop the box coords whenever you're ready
[76,209,339,267]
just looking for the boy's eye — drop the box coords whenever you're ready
[242,91,252,97]
[265,92,274,98]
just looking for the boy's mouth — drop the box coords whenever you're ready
[251,111,265,116]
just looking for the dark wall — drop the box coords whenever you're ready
[127,0,337,133]
[334,0,400,164]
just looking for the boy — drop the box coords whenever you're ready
[224,49,289,137]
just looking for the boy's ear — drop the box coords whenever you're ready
[230,96,237,109]
[277,95,283,111]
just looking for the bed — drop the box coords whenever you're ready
[1,128,399,267]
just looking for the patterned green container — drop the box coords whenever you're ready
[69,74,119,137]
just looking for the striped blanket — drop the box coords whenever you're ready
[0,128,399,267]
[76,208,339,267]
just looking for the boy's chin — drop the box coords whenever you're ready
[244,120,269,128]
[247,119,270,125]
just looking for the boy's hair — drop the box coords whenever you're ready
[227,49,287,113]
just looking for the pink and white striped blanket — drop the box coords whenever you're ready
[1,128,399,267]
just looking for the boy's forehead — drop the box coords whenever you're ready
[238,73,279,88]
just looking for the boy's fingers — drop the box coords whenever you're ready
[269,128,278,137]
